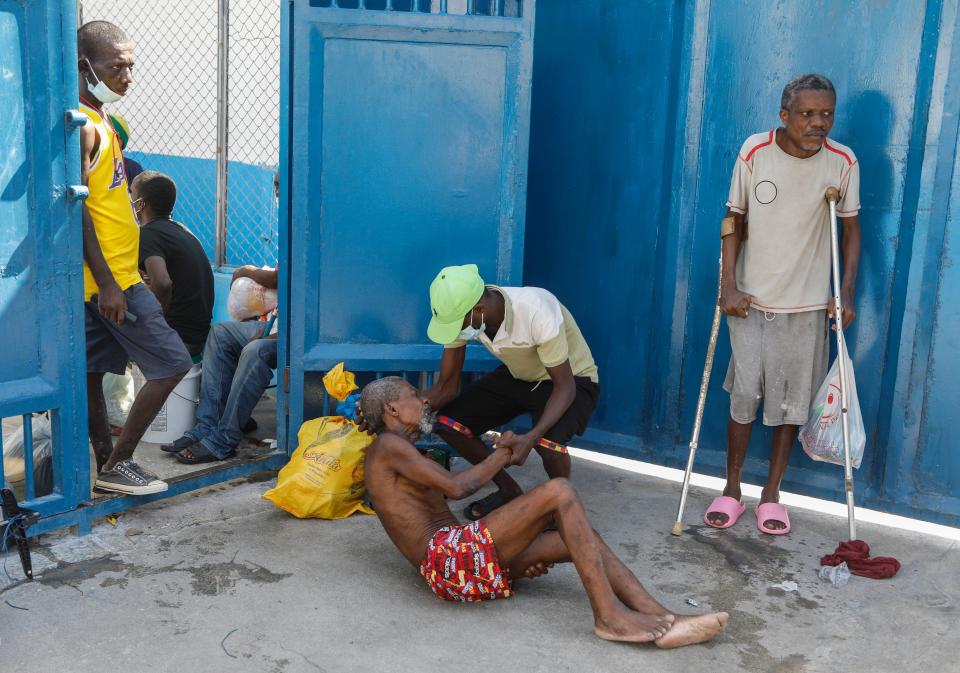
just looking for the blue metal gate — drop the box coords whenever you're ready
[0,1,289,538]
[280,0,536,447]
[0,0,88,521]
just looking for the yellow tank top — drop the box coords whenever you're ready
[80,99,142,301]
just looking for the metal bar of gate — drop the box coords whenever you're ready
[22,414,35,501]
[214,0,230,268]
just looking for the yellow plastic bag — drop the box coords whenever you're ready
[322,362,358,401]
[262,416,374,519]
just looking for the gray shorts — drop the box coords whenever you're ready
[85,283,193,380]
[723,309,828,426]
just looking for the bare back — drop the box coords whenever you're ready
[364,433,459,566]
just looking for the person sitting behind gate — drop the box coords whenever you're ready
[359,377,728,648]
[132,171,214,360]
[160,264,279,464]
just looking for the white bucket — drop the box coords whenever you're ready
[132,364,202,444]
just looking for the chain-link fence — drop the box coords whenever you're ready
[79,0,279,268]
[225,0,281,267]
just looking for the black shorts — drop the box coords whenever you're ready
[439,366,600,446]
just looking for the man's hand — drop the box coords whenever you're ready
[719,284,753,318]
[231,265,259,286]
[522,561,554,579]
[495,431,537,466]
[354,401,375,435]
[97,283,127,324]
[828,290,857,330]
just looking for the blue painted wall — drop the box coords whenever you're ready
[125,151,278,268]
[526,0,960,525]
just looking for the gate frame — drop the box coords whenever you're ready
[18,0,289,538]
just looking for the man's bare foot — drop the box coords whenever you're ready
[654,612,728,649]
[594,608,676,643]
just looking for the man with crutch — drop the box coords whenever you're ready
[701,74,861,534]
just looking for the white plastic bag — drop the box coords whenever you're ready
[2,414,53,496]
[103,371,134,427]
[227,276,278,321]
[799,356,866,469]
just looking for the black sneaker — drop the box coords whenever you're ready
[95,460,169,495]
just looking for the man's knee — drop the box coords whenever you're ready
[239,340,273,367]
[544,477,577,507]
[207,321,229,344]
[147,368,188,392]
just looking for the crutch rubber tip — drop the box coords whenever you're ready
[670,521,684,536]
[824,186,840,203]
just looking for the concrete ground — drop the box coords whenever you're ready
[1,446,957,673]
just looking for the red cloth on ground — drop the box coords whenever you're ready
[820,539,901,579]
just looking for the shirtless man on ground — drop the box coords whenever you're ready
[359,377,728,647]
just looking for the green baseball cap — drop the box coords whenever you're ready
[109,113,131,149]
[427,264,485,344]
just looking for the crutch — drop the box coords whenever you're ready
[671,253,723,536]
[824,186,857,541]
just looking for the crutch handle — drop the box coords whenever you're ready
[824,186,840,204]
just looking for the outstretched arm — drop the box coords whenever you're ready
[496,360,575,465]
[424,345,465,410]
[380,433,512,500]
[232,265,278,289]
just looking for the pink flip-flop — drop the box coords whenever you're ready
[704,496,746,529]
[755,502,791,535]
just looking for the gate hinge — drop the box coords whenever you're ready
[283,367,290,393]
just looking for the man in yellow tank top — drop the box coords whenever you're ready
[78,21,193,495]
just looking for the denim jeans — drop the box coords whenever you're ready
[185,320,276,458]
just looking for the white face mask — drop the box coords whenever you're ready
[458,310,485,341]
[84,59,124,104]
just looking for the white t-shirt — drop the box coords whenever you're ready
[726,130,860,313]
[445,286,599,383]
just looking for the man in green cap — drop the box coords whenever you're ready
[425,264,600,521]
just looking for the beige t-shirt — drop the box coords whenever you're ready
[445,286,599,383]
[726,130,860,313]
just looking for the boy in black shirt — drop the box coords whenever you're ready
[132,171,214,358]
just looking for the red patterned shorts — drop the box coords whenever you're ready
[419,520,513,602]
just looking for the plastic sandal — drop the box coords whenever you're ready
[703,495,747,529]
[755,502,791,535]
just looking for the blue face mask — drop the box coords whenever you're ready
[458,311,485,341]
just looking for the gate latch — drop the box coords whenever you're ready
[67,185,90,201]
[64,109,87,128]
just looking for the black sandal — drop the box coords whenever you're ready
[463,491,511,521]
[161,436,197,453]
[175,444,232,464]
